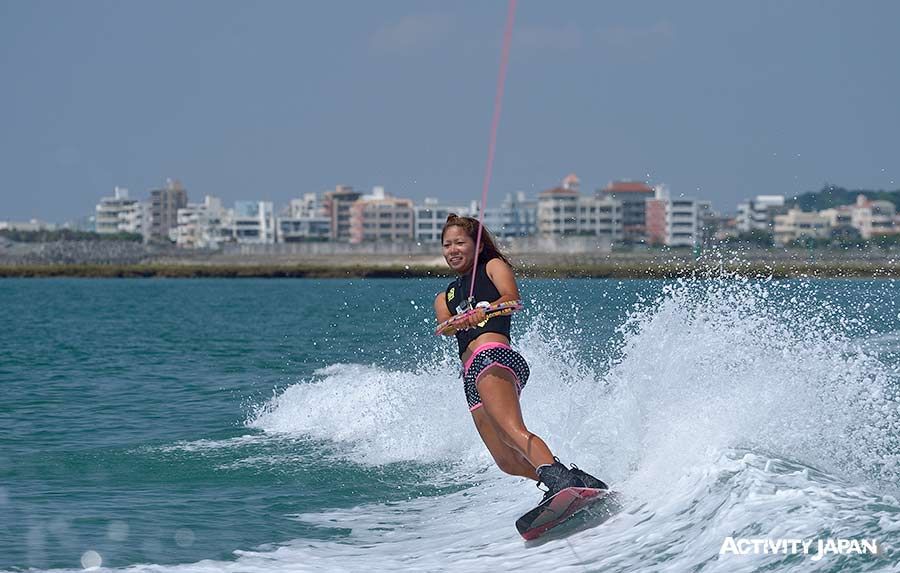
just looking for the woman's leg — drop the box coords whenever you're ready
[475,366,556,469]
[471,407,538,480]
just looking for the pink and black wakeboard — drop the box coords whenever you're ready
[515,487,610,540]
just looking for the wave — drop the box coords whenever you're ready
[41,277,899,572]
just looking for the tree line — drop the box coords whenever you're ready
[788,184,900,211]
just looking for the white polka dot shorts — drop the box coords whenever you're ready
[462,342,530,411]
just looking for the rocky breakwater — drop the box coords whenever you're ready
[0,240,180,266]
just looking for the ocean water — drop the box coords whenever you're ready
[1,277,899,572]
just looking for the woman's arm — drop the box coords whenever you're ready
[455,258,520,330]
[434,291,454,335]
[485,258,520,305]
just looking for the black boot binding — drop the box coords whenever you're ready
[536,458,581,504]
[568,463,608,490]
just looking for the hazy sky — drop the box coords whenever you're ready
[2,0,898,222]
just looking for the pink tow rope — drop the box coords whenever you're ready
[468,0,517,301]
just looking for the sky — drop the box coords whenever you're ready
[1,0,899,222]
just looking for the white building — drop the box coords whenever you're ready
[0,219,57,232]
[541,192,624,239]
[414,192,536,243]
[233,201,276,244]
[175,195,231,249]
[538,185,579,236]
[736,195,787,232]
[95,187,149,239]
[819,205,854,229]
[577,195,623,242]
[773,209,831,245]
[414,198,473,243]
[852,195,896,239]
[278,215,331,242]
[120,202,150,241]
[289,193,323,219]
[277,192,331,242]
[482,192,538,238]
[645,185,709,247]
[667,198,710,247]
[538,176,623,241]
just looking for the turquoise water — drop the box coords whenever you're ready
[1,278,899,572]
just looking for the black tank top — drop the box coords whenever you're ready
[444,258,512,357]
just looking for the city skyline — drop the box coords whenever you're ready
[79,177,898,250]
[2,1,899,222]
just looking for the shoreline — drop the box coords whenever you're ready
[2,261,899,279]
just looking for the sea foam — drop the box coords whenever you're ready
[223,278,900,571]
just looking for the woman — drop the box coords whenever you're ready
[434,214,606,505]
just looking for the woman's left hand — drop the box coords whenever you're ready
[461,307,487,330]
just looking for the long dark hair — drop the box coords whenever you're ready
[441,214,512,269]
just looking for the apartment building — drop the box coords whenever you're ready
[175,195,231,249]
[232,201,276,244]
[289,193,323,219]
[645,191,668,246]
[773,209,831,245]
[736,195,787,233]
[538,175,624,241]
[349,187,414,243]
[819,205,853,229]
[538,184,579,236]
[149,179,188,242]
[279,192,330,242]
[278,217,331,242]
[852,195,896,239]
[482,192,538,238]
[599,181,655,243]
[667,198,710,248]
[643,185,708,247]
[323,185,362,242]
[95,187,149,239]
[577,194,622,242]
[414,198,473,243]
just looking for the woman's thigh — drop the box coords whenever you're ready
[476,367,528,436]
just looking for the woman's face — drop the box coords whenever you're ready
[442,225,479,274]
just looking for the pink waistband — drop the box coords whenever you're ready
[463,341,512,373]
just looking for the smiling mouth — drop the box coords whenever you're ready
[449,256,463,264]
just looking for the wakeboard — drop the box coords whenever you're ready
[516,486,610,541]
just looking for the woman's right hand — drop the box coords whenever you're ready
[436,307,484,336]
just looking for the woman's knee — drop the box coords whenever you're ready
[491,423,533,450]
[482,414,530,451]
